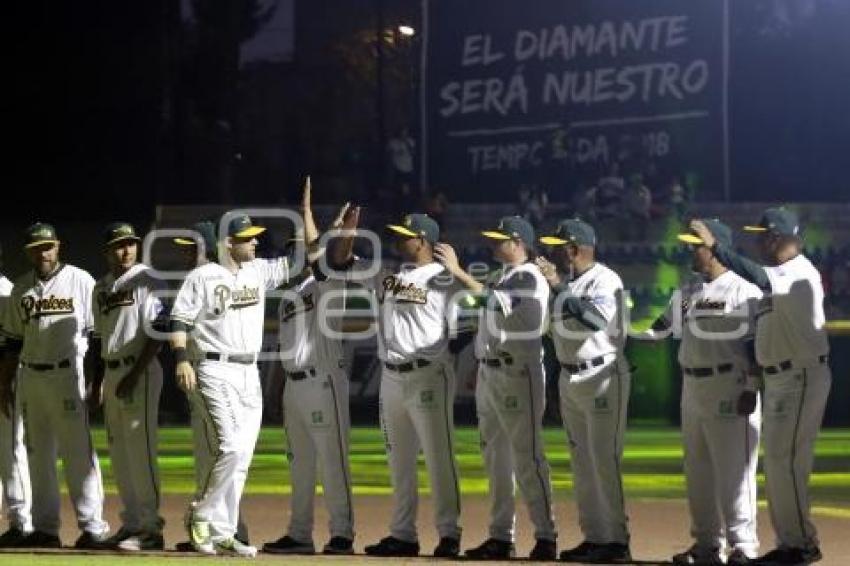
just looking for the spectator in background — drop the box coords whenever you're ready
[621,172,652,241]
[573,182,598,220]
[595,162,624,219]
[520,186,548,228]
[666,175,689,220]
[424,192,449,230]
[387,128,415,193]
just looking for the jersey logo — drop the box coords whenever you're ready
[694,299,726,311]
[97,288,135,314]
[213,284,260,314]
[380,275,429,304]
[21,294,75,322]
[280,293,315,322]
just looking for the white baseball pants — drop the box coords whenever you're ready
[0,368,31,532]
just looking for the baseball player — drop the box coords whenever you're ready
[534,218,632,563]
[91,222,168,551]
[170,213,290,557]
[691,209,830,566]
[0,222,109,549]
[436,216,557,561]
[0,242,32,547]
[645,219,763,565]
[264,182,355,555]
[171,220,251,552]
[330,208,463,558]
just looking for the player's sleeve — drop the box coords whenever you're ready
[0,286,24,351]
[171,271,205,331]
[79,272,96,336]
[91,283,103,340]
[551,274,620,332]
[712,243,771,292]
[256,257,290,290]
[142,274,170,334]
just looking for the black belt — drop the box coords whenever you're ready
[561,356,607,374]
[204,352,256,365]
[24,358,71,371]
[482,355,514,368]
[761,355,828,375]
[384,359,431,373]
[106,355,136,370]
[683,363,734,378]
[287,368,316,381]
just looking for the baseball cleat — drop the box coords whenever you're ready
[323,536,354,555]
[174,540,195,552]
[0,527,30,548]
[433,536,460,558]
[364,535,420,557]
[529,538,557,560]
[262,535,316,555]
[104,527,136,547]
[464,538,516,560]
[672,544,723,565]
[726,548,756,565]
[215,536,258,557]
[18,531,61,549]
[117,532,165,552]
[73,530,112,550]
[752,546,822,565]
[189,520,216,555]
[561,541,632,563]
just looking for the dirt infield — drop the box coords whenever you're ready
[29,494,845,564]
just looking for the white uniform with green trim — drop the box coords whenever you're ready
[0,275,31,534]
[551,262,630,546]
[670,271,763,557]
[756,254,830,550]
[171,257,289,541]
[1,265,108,537]
[278,273,353,543]
[355,259,462,544]
[92,263,166,536]
[474,262,556,543]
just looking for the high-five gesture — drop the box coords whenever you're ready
[302,175,318,245]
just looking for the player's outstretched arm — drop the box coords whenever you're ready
[690,220,771,291]
[434,242,484,294]
[328,205,360,268]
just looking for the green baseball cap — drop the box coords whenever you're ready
[173,220,217,253]
[743,207,800,236]
[24,222,59,249]
[678,218,733,248]
[387,213,440,244]
[482,216,535,247]
[540,218,597,247]
[103,222,142,247]
[224,214,266,239]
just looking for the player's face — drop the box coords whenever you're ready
[690,244,713,274]
[757,232,781,263]
[26,242,60,276]
[229,236,257,262]
[393,236,423,261]
[491,239,520,263]
[105,240,138,273]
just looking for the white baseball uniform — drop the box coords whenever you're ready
[550,262,629,545]
[353,259,462,543]
[474,262,556,543]
[755,254,830,550]
[278,271,353,543]
[92,263,166,536]
[1,264,108,537]
[657,271,763,557]
[0,275,32,534]
[171,257,289,541]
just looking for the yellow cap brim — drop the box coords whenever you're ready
[387,224,419,238]
[173,238,197,246]
[481,230,511,240]
[24,239,59,249]
[539,236,569,245]
[232,226,266,238]
[743,225,768,233]
[105,236,141,247]
[677,234,705,245]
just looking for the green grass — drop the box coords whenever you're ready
[81,426,850,509]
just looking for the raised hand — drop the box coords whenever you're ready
[689,220,716,248]
[535,256,561,286]
[434,242,461,275]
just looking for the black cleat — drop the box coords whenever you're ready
[530,538,557,560]
[364,536,420,557]
[561,541,631,563]
[19,531,61,549]
[323,536,354,555]
[433,536,460,558]
[753,546,822,565]
[175,540,195,552]
[0,528,29,548]
[465,538,516,560]
[262,535,316,555]
[74,530,112,550]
